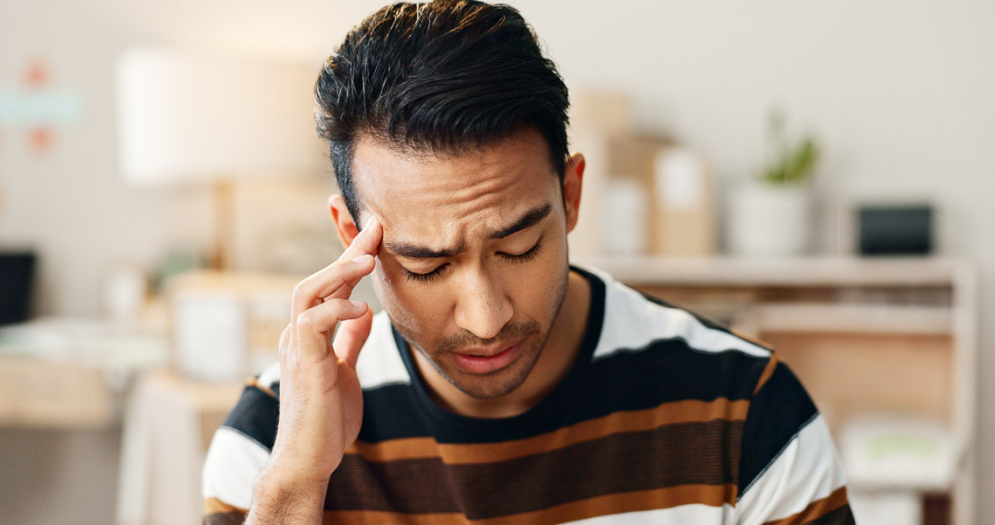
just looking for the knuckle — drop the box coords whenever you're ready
[296,311,317,332]
[292,282,311,304]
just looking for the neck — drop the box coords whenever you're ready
[413,269,591,419]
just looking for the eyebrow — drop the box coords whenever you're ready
[490,202,553,239]
[384,202,553,259]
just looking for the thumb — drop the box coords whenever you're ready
[333,305,374,369]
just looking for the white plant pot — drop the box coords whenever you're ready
[728,182,812,257]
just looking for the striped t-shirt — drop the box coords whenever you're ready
[203,265,855,524]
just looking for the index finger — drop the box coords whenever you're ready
[342,216,382,262]
[289,216,383,321]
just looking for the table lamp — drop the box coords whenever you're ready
[115,49,325,270]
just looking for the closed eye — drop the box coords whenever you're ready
[498,238,542,263]
[404,263,448,283]
[402,238,543,283]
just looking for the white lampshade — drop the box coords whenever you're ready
[115,49,326,185]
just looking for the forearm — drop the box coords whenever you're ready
[246,465,330,525]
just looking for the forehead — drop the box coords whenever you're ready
[351,128,559,244]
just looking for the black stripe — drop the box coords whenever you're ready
[358,384,432,442]
[583,336,772,410]
[327,419,742,517]
[219,380,432,451]
[221,385,279,451]
[807,504,857,525]
[358,335,771,444]
[737,362,819,497]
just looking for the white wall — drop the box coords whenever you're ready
[0,0,992,522]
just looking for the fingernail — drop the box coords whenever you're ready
[352,254,372,264]
[351,300,366,310]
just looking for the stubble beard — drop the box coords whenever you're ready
[406,263,571,400]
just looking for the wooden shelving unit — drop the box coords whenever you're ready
[574,256,977,525]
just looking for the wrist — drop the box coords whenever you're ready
[254,460,331,509]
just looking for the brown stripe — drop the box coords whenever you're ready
[753,354,780,395]
[803,504,856,525]
[762,485,850,525]
[731,328,776,352]
[322,484,735,525]
[205,511,249,525]
[246,377,277,398]
[327,419,743,518]
[348,398,750,464]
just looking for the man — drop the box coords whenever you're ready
[203,1,856,523]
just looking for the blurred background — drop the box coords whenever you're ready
[0,1,992,524]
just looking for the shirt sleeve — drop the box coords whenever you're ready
[735,356,857,525]
[202,382,278,525]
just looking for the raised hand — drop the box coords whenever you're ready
[247,216,382,524]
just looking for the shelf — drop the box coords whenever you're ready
[753,303,953,335]
[573,255,967,287]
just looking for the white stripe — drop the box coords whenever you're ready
[202,426,271,509]
[736,415,848,524]
[562,503,737,525]
[580,265,769,361]
[354,310,412,389]
[257,360,281,389]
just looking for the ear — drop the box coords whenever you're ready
[562,152,585,234]
[329,195,360,250]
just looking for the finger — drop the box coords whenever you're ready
[332,304,373,369]
[289,217,382,316]
[294,298,368,363]
[321,254,374,303]
[291,255,375,323]
[324,217,383,302]
[341,216,383,262]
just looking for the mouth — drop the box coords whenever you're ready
[451,338,524,375]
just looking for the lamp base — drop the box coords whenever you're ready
[209,181,234,271]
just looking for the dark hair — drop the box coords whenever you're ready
[314,0,570,223]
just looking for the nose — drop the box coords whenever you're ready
[453,266,513,340]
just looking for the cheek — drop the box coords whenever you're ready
[373,265,451,340]
[504,239,569,318]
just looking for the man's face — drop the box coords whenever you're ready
[351,127,572,399]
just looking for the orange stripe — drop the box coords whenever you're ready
[762,485,850,525]
[347,398,750,464]
[321,483,736,525]
[247,377,277,398]
[204,496,247,515]
[753,353,780,395]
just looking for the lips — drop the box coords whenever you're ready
[451,339,523,374]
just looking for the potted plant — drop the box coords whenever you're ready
[728,109,821,256]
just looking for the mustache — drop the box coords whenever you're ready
[436,320,541,354]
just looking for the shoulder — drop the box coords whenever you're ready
[580,266,851,521]
[580,265,775,401]
[735,361,851,521]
